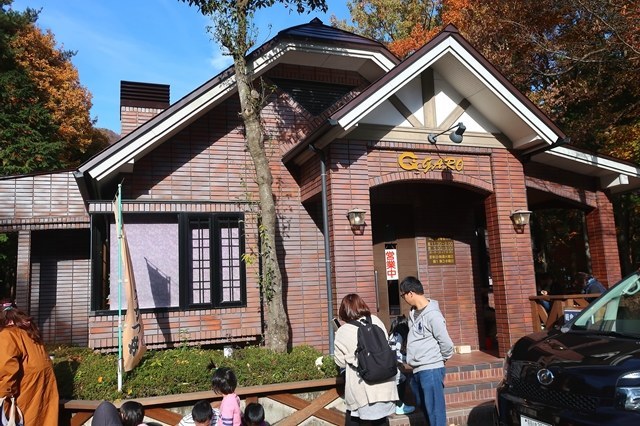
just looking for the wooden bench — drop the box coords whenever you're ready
[61,377,345,426]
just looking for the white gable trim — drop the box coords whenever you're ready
[85,42,396,183]
[335,37,561,145]
[248,41,396,76]
[89,77,237,182]
[602,174,629,189]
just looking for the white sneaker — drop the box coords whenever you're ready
[395,403,416,415]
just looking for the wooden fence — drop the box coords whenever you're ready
[61,377,345,426]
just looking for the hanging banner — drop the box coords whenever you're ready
[385,248,399,280]
[114,195,146,372]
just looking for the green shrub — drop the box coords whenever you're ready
[50,345,341,400]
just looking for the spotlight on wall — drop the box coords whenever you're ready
[510,209,532,233]
[347,208,366,234]
[428,122,466,144]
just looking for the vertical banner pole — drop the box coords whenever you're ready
[116,184,123,392]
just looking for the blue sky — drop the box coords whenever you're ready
[10,0,351,134]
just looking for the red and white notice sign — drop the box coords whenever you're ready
[385,248,399,280]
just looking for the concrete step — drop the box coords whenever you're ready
[445,359,504,385]
[395,351,503,425]
[447,399,496,426]
[444,376,501,405]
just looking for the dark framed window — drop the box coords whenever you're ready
[180,213,246,308]
[92,212,246,311]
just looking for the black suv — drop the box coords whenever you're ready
[496,271,640,425]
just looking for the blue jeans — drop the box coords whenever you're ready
[411,367,447,426]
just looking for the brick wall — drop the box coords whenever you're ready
[586,191,621,286]
[485,150,536,355]
[117,94,332,351]
[120,106,165,137]
[327,139,501,350]
[328,140,378,308]
[0,171,88,224]
[31,229,91,347]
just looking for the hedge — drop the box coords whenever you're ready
[50,344,340,401]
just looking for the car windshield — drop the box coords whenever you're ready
[565,271,640,336]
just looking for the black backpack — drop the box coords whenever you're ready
[349,315,398,383]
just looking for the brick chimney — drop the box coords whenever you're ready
[120,81,170,137]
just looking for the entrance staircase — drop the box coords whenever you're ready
[388,350,503,426]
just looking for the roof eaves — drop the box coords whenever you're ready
[80,19,398,183]
[544,146,640,177]
[79,67,238,183]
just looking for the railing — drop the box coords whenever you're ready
[529,293,601,332]
[60,377,345,426]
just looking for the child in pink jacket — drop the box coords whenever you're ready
[212,367,241,426]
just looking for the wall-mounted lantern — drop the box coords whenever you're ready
[510,209,532,233]
[347,208,366,234]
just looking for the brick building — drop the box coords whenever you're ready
[1,20,639,358]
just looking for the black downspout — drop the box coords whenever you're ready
[309,144,334,355]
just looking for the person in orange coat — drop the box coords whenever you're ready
[0,299,59,425]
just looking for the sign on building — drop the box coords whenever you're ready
[427,238,456,265]
[385,247,399,280]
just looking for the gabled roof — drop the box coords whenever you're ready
[77,18,398,191]
[333,24,565,139]
[278,17,384,49]
[283,24,567,165]
[282,25,640,193]
[79,20,640,196]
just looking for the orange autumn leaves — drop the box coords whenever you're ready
[10,24,95,166]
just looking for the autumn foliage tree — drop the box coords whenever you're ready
[331,0,441,49]
[0,1,109,297]
[0,0,108,176]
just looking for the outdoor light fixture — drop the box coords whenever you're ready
[428,122,466,144]
[510,209,532,233]
[347,208,366,234]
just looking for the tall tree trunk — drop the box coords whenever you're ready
[180,0,328,353]
[234,56,289,352]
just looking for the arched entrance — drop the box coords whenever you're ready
[370,181,493,351]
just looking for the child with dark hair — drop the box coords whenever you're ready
[119,401,147,426]
[178,399,219,426]
[92,400,147,426]
[192,400,215,425]
[242,402,267,426]
[212,367,241,426]
[388,315,415,415]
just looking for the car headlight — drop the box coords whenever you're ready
[616,387,640,411]
[616,372,640,411]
